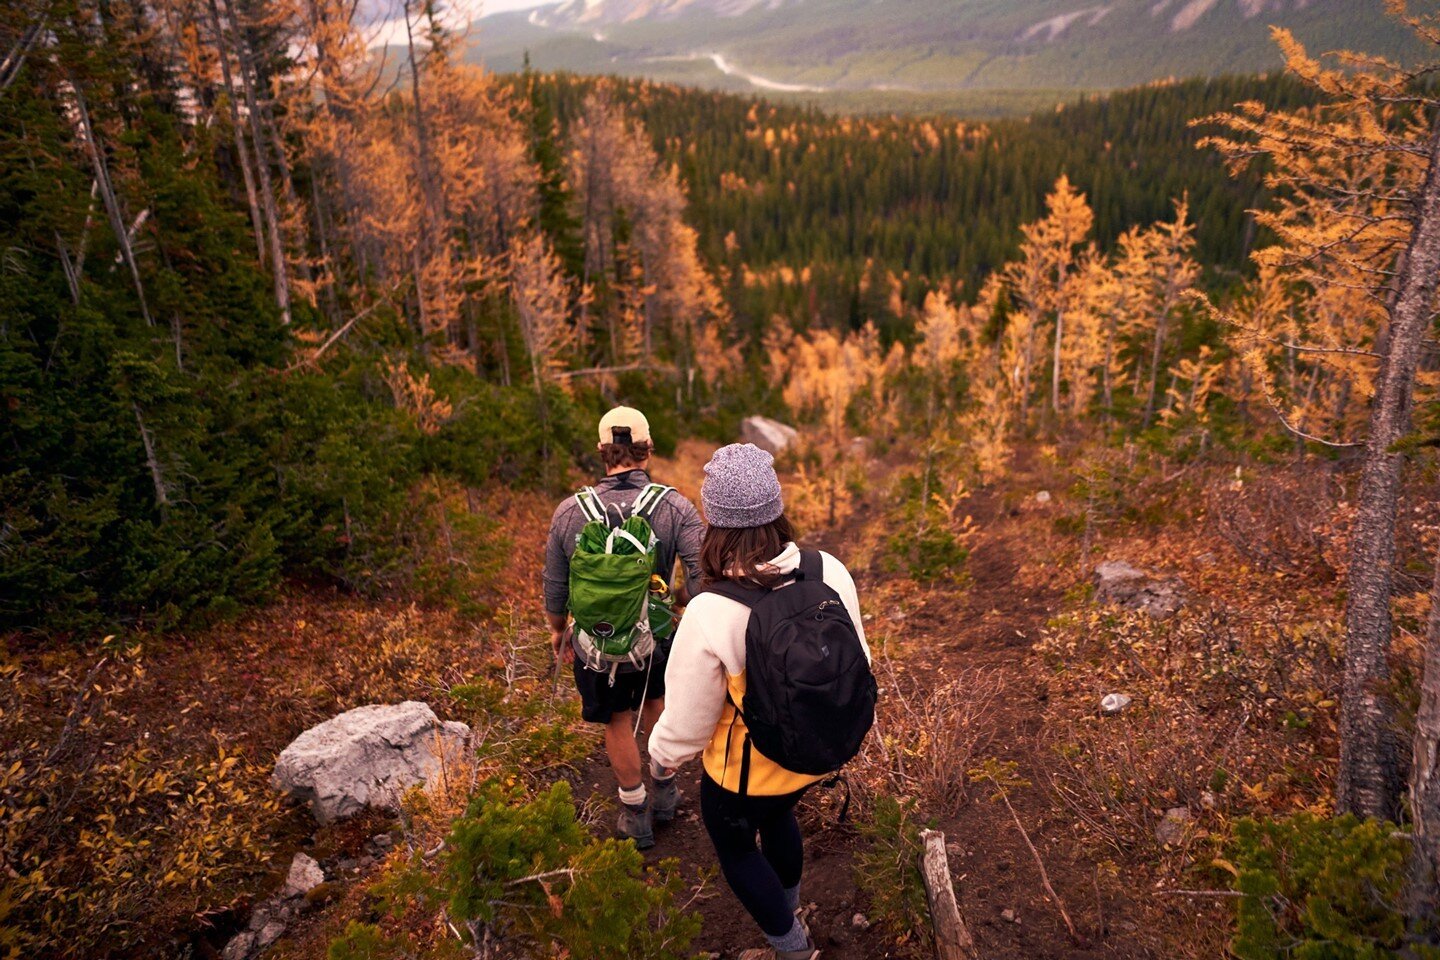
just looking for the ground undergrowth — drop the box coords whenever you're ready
[6,438,1426,960]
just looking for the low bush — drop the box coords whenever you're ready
[340,780,700,960]
[853,794,930,957]
[1227,813,1427,960]
[0,649,280,957]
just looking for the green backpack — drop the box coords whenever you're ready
[567,483,677,681]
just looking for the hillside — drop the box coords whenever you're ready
[5,0,1440,957]
[512,72,1317,338]
[471,0,1432,111]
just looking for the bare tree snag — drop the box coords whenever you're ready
[132,402,169,514]
[69,80,153,327]
[203,0,264,266]
[918,829,976,960]
[219,0,291,324]
[1406,529,1440,951]
[1339,110,1440,821]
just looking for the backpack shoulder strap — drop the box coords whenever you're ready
[632,483,672,521]
[574,487,607,525]
[796,549,825,583]
[706,579,765,608]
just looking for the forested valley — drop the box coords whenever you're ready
[3,0,1440,957]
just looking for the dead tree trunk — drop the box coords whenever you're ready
[1405,529,1440,952]
[70,80,153,327]
[918,829,976,960]
[221,0,291,324]
[204,0,264,266]
[1338,112,1440,821]
[132,402,169,514]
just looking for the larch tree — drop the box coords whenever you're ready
[1012,174,1093,420]
[1198,6,1440,820]
[1136,199,1200,429]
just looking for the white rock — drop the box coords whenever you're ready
[272,702,471,824]
[1034,490,1052,504]
[221,932,255,960]
[739,416,800,456]
[282,853,325,898]
[851,912,871,930]
[1001,908,1019,923]
[1100,693,1133,714]
[1155,806,1192,845]
[255,921,286,949]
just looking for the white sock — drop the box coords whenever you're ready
[618,782,647,807]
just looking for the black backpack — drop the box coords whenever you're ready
[708,550,878,789]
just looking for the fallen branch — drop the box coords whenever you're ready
[552,362,674,380]
[1153,889,1247,899]
[918,828,977,960]
[292,299,388,369]
[995,786,1082,945]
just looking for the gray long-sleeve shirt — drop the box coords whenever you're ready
[542,469,705,615]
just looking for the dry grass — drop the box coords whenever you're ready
[851,655,1001,817]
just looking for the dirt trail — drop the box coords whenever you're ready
[572,447,1157,959]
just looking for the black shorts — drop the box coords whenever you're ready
[572,642,669,724]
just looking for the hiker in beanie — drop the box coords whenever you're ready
[543,406,703,849]
[650,443,875,960]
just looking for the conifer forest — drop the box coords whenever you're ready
[4,0,1440,957]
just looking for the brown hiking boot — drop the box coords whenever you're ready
[617,799,654,850]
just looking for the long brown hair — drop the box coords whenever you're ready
[701,514,797,589]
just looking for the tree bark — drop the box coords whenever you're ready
[1405,523,1440,953]
[1338,111,1440,820]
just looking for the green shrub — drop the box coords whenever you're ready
[854,794,930,954]
[443,780,700,959]
[1228,813,1431,960]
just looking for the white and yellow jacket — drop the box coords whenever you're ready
[648,542,871,796]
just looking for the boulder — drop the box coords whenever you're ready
[281,853,324,899]
[1094,560,1186,619]
[739,416,799,456]
[272,702,471,824]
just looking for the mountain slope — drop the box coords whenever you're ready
[470,0,1429,108]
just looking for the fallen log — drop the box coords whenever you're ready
[919,828,977,960]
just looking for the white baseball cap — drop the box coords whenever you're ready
[597,406,651,445]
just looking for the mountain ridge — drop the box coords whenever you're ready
[469,0,1430,113]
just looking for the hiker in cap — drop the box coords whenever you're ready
[543,406,703,849]
[649,443,876,960]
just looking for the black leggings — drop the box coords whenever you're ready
[699,772,807,937]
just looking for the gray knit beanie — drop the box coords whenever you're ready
[702,443,784,528]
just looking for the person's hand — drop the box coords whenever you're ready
[551,626,574,665]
